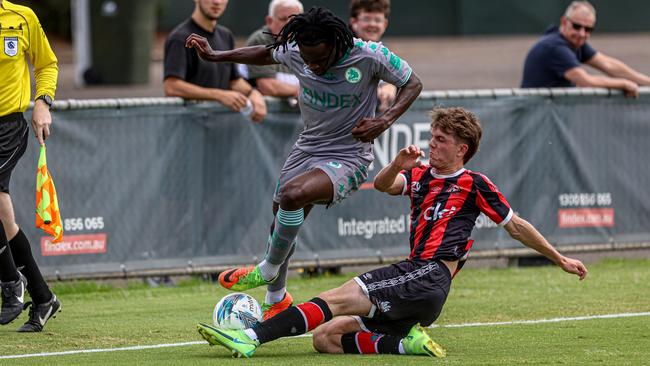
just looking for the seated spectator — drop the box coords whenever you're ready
[164,0,266,122]
[349,0,396,111]
[244,0,303,98]
[521,0,650,97]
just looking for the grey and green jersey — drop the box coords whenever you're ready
[272,38,413,160]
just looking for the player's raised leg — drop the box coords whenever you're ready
[261,204,314,320]
[261,241,295,320]
[218,170,333,292]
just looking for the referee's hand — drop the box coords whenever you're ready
[32,100,52,145]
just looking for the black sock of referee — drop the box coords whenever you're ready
[252,297,333,344]
[9,229,52,304]
[0,223,19,283]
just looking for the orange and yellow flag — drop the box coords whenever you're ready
[36,145,63,243]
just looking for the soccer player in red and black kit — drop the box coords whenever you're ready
[196,107,588,358]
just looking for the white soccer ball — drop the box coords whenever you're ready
[213,293,263,329]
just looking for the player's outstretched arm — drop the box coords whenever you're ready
[351,73,423,142]
[504,214,588,280]
[374,145,424,195]
[185,34,277,65]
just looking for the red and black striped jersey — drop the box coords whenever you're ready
[400,166,513,261]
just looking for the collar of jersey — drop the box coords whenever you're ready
[430,167,465,179]
[335,47,352,65]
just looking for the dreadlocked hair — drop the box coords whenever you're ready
[269,6,354,58]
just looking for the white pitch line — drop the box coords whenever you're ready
[428,312,650,328]
[0,342,204,360]
[2,312,649,360]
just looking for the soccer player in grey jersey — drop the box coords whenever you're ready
[186,6,422,319]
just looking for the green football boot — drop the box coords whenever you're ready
[402,324,446,358]
[197,323,259,358]
[218,266,273,291]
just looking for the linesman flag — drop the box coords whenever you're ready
[36,144,63,243]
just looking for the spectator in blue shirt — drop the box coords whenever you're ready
[521,1,650,97]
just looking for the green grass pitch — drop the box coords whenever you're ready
[0,258,648,365]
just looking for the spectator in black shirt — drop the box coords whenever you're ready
[521,0,650,97]
[164,0,267,122]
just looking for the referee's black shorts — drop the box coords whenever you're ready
[353,259,452,336]
[0,113,29,193]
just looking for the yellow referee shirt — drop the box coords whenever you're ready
[0,0,57,116]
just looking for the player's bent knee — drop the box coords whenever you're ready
[312,325,341,354]
[278,183,309,209]
[312,327,329,353]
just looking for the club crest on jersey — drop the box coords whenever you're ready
[345,67,362,83]
[4,37,18,57]
[446,184,461,194]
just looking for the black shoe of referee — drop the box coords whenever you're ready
[0,272,27,325]
[17,294,61,332]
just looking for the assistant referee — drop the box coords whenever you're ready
[0,0,60,332]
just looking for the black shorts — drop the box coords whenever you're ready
[0,113,29,193]
[353,259,451,336]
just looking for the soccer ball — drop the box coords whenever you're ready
[213,293,262,329]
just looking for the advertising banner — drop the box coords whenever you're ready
[13,93,650,277]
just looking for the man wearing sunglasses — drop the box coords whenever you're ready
[521,0,650,97]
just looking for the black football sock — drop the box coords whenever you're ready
[252,297,333,344]
[9,229,52,304]
[0,224,19,282]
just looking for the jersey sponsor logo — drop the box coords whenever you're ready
[345,67,362,83]
[4,37,18,57]
[327,161,342,169]
[301,87,362,108]
[423,202,457,222]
